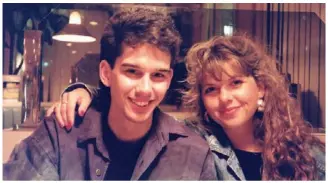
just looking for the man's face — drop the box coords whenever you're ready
[102,43,173,124]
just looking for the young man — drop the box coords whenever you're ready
[3,7,216,180]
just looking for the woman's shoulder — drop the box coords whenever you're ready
[183,119,208,137]
[308,144,325,180]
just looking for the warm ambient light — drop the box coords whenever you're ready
[224,25,233,36]
[89,21,98,26]
[69,11,82,24]
[52,11,96,43]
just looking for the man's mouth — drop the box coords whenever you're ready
[129,98,152,107]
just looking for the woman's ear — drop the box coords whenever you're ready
[99,60,112,87]
[257,83,265,98]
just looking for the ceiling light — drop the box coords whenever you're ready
[52,11,96,43]
[89,21,98,26]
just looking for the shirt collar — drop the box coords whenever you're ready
[152,107,189,140]
[76,106,188,138]
[202,125,246,180]
[76,106,103,142]
[201,124,233,157]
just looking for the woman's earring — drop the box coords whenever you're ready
[204,111,210,122]
[257,98,265,112]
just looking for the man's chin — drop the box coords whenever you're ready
[125,109,154,124]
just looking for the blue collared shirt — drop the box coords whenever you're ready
[186,122,325,180]
[3,106,217,180]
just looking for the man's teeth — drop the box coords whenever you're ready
[131,100,150,107]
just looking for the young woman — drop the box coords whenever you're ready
[47,35,325,180]
[181,35,325,180]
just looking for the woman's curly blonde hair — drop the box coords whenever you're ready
[182,34,324,180]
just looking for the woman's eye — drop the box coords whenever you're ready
[204,87,215,94]
[231,79,243,86]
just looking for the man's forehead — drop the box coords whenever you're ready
[114,43,172,70]
[121,63,171,72]
[120,43,169,56]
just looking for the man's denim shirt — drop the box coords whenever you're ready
[3,106,217,180]
[187,123,326,180]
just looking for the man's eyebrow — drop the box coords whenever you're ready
[121,63,171,73]
[121,63,139,68]
[156,69,171,73]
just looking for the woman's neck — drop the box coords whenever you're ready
[223,121,262,152]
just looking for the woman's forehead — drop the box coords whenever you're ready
[202,59,245,81]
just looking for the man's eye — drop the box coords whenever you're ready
[152,72,167,82]
[125,69,137,74]
[153,73,165,78]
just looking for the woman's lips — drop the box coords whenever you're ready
[220,106,240,115]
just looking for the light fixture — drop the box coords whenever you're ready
[223,25,233,36]
[89,21,98,26]
[43,62,49,67]
[52,11,96,43]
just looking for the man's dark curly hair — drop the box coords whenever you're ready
[100,7,182,69]
[97,7,182,110]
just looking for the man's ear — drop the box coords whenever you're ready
[99,60,112,87]
[167,68,174,86]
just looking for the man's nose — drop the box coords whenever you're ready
[135,76,152,97]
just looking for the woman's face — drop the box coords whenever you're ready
[201,62,264,131]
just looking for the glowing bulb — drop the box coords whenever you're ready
[69,11,81,25]
[224,25,233,36]
[89,21,98,26]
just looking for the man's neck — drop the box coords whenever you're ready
[107,108,153,142]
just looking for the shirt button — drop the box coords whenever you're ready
[96,169,101,177]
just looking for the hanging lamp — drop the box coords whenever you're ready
[52,11,96,43]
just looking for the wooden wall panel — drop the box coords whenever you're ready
[271,4,278,62]
[232,3,325,128]
[3,30,11,75]
[281,4,289,74]
[318,14,325,128]
[302,9,311,124]
[292,5,300,84]
[286,5,296,78]
[298,11,306,116]
[308,7,320,127]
